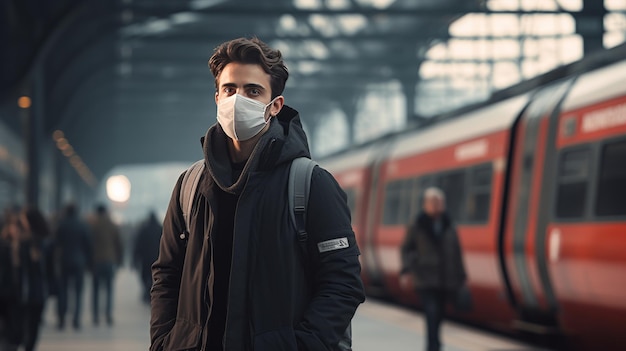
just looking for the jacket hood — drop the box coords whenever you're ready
[202,105,311,194]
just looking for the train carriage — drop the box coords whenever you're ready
[323,43,626,350]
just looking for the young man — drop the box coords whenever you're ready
[400,187,467,351]
[150,37,365,351]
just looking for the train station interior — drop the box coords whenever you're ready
[1,1,625,350]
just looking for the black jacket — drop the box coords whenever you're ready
[134,217,162,271]
[401,212,466,291]
[55,215,92,269]
[150,106,365,351]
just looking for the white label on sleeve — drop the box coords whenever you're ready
[317,237,349,253]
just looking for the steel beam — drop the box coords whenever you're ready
[129,6,611,18]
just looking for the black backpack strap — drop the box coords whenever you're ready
[288,157,318,243]
[179,159,205,240]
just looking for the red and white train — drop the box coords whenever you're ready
[322,43,626,350]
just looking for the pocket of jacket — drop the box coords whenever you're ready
[162,318,202,351]
[253,327,298,351]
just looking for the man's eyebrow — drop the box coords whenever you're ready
[219,82,266,89]
[244,83,265,90]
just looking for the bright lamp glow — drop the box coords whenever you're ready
[106,175,131,203]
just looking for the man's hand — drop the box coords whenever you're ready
[399,273,414,290]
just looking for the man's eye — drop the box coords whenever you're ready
[249,89,261,96]
[223,87,234,94]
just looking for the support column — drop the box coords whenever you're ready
[401,77,417,124]
[54,145,64,212]
[577,0,606,55]
[22,65,45,207]
[32,66,45,207]
[338,95,358,147]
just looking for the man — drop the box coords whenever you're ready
[133,211,162,303]
[400,187,467,351]
[89,204,123,326]
[55,204,92,330]
[150,37,364,351]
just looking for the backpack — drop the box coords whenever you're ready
[179,157,352,351]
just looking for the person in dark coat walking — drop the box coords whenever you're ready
[17,207,52,351]
[400,187,467,351]
[54,204,92,330]
[133,211,162,303]
[0,209,23,351]
[150,37,365,351]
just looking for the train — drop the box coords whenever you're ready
[322,43,626,350]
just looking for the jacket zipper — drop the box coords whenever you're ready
[222,191,242,351]
[223,172,258,350]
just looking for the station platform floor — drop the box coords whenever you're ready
[36,269,541,351]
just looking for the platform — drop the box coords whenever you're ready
[36,269,539,351]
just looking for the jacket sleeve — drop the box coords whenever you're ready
[400,220,418,275]
[150,174,187,351]
[295,168,366,351]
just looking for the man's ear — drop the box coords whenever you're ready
[214,91,219,104]
[268,96,284,120]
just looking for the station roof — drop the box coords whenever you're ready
[9,0,586,181]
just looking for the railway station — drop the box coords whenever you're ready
[1,1,625,350]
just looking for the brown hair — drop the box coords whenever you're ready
[208,37,289,99]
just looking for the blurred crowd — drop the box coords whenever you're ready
[0,204,162,351]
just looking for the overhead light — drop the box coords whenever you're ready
[145,18,172,34]
[18,96,31,109]
[189,0,225,10]
[170,12,201,25]
[106,175,132,203]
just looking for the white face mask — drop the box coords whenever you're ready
[216,94,275,141]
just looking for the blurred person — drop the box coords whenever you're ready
[88,204,123,326]
[150,37,364,351]
[133,211,162,304]
[54,204,92,330]
[0,209,22,351]
[16,207,52,351]
[400,187,467,351]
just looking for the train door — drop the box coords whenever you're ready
[502,78,574,332]
[547,60,626,349]
[362,141,394,294]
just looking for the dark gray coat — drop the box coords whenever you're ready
[401,212,466,291]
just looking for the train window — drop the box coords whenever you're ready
[398,179,414,225]
[435,171,466,222]
[555,148,590,219]
[595,140,626,217]
[382,181,402,225]
[383,179,413,225]
[465,164,493,223]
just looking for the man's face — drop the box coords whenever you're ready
[423,196,445,218]
[215,62,280,119]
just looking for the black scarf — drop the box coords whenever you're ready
[416,212,451,241]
